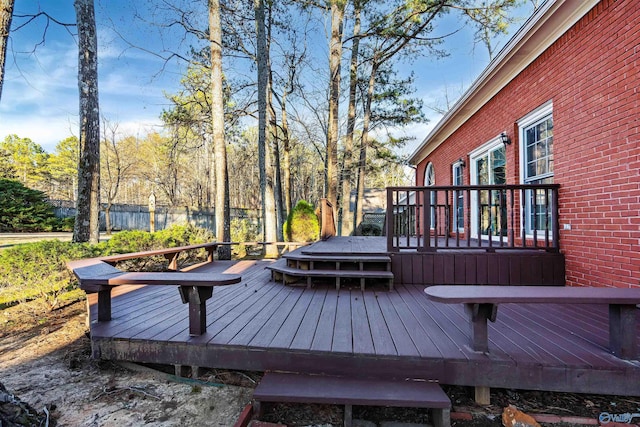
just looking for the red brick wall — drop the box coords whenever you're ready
[418,0,639,288]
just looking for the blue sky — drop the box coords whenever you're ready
[0,1,533,154]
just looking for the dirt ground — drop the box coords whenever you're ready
[1,298,639,427]
[0,300,253,426]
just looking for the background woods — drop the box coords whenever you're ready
[1,0,528,239]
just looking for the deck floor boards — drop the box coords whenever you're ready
[86,259,640,396]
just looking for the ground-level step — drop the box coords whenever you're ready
[252,372,451,427]
[267,259,394,290]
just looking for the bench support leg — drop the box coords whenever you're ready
[465,303,497,352]
[179,286,214,336]
[432,407,451,427]
[609,304,637,359]
[97,289,113,322]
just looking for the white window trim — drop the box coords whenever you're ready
[469,137,503,239]
[517,100,553,185]
[517,101,554,237]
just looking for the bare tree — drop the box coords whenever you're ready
[326,0,346,209]
[210,0,231,258]
[0,0,14,102]
[255,0,278,255]
[101,120,136,234]
[73,0,100,244]
[338,1,362,236]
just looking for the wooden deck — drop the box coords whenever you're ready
[87,259,640,396]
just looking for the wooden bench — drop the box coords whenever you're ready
[99,242,230,270]
[425,285,640,360]
[252,372,451,427]
[67,243,241,336]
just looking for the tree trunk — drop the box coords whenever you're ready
[255,0,278,256]
[281,90,292,217]
[209,0,231,259]
[339,5,360,236]
[105,203,111,235]
[0,0,14,103]
[326,0,345,208]
[73,0,100,244]
[354,62,377,234]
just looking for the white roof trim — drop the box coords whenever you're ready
[408,0,599,165]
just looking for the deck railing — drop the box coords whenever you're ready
[386,184,560,252]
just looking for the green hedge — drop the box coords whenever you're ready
[0,224,215,310]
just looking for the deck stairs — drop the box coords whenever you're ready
[267,243,394,290]
[252,372,451,427]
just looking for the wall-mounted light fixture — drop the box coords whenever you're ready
[500,132,512,146]
[457,158,466,168]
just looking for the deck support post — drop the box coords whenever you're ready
[174,364,190,377]
[609,304,637,359]
[344,404,353,427]
[465,303,497,352]
[433,407,451,427]
[474,386,490,406]
[179,286,214,336]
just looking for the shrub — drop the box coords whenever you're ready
[284,200,320,242]
[0,179,63,232]
[0,240,98,309]
[230,218,260,258]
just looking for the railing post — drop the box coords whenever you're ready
[552,187,560,251]
[386,189,396,252]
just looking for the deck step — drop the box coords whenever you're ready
[252,372,451,427]
[284,252,391,263]
[267,259,393,290]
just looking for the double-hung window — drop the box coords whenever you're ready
[518,102,554,234]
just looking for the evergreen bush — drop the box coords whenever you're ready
[0,179,64,232]
[284,200,320,242]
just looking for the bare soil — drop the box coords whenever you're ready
[0,300,252,426]
[1,298,638,427]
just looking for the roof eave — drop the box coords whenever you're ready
[408,0,599,165]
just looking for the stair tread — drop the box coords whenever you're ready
[268,263,393,278]
[253,372,451,408]
[284,253,391,263]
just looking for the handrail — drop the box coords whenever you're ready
[386,184,560,253]
[320,198,337,241]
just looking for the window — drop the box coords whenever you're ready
[470,139,507,238]
[452,161,464,230]
[519,102,554,233]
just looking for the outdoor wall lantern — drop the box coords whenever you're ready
[500,132,512,145]
[458,158,466,168]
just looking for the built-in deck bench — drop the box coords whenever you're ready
[425,285,640,360]
[67,243,241,336]
[252,372,451,427]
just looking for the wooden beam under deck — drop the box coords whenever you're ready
[85,260,640,397]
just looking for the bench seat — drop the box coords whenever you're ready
[253,372,451,427]
[68,249,241,336]
[425,285,640,359]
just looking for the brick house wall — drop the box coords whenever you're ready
[416,0,639,288]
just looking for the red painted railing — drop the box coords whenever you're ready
[386,184,560,252]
